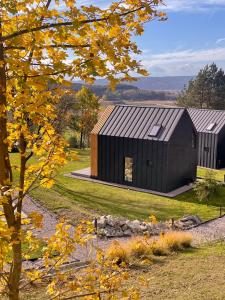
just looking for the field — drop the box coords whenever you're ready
[10,149,225,223]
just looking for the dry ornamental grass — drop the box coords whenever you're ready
[106,231,193,264]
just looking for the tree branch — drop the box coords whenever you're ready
[5,44,90,50]
[1,6,145,42]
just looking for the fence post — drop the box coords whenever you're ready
[94,218,98,234]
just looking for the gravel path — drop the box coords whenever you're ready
[22,196,128,263]
[188,215,225,245]
[22,197,225,264]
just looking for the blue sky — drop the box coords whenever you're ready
[75,1,225,77]
[137,0,225,76]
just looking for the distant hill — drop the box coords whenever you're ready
[93,76,194,91]
[70,82,177,103]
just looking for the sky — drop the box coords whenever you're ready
[76,0,225,77]
[137,0,225,76]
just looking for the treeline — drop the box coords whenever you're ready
[102,88,176,102]
[71,82,177,102]
[177,63,225,109]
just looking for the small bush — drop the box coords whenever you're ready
[161,231,192,251]
[106,232,193,266]
[127,237,152,258]
[68,136,79,148]
[106,241,129,265]
[150,239,170,256]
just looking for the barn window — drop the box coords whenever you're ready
[206,123,216,131]
[124,157,133,182]
[148,124,162,137]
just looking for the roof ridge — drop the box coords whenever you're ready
[188,107,225,113]
[114,104,185,110]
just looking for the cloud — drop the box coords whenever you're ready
[141,47,225,76]
[161,0,225,11]
[216,38,225,44]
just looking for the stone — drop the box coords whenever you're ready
[129,220,141,231]
[97,228,107,236]
[123,229,132,236]
[95,214,192,238]
[97,216,107,228]
[140,225,147,231]
[180,215,202,225]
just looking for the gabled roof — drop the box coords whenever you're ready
[188,108,225,134]
[98,105,187,142]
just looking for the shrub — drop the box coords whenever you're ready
[194,170,220,205]
[150,239,170,256]
[106,241,129,265]
[161,231,192,251]
[68,136,79,148]
[127,237,152,258]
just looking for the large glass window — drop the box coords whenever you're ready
[124,157,133,182]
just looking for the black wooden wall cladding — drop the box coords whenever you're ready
[189,108,225,169]
[92,105,197,193]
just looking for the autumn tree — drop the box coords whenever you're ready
[177,63,225,109]
[0,1,165,299]
[69,86,100,148]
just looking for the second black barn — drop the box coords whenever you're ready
[91,105,197,193]
[189,108,225,169]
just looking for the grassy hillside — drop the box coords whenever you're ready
[11,149,224,223]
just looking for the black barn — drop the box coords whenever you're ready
[91,105,197,193]
[189,108,225,169]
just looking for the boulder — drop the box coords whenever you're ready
[180,215,202,225]
[128,220,141,231]
[123,229,132,236]
[97,216,107,228]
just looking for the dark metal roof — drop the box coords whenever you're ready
[188,108,225,134]
[99,105,186,141]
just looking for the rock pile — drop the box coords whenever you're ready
[95,215,202,238]
[172,215,202,230]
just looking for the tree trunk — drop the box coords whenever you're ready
[0,19,22,300]
[8,241,22,300]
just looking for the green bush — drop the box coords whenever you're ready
[68,136,79,148]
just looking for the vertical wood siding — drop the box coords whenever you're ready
[90,106,115,177]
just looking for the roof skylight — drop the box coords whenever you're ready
[148,124,162,137]
[206,123,216,131]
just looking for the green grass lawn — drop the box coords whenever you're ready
[197,166,225,182]
[9,149,225,223]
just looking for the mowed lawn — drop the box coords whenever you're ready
[197,166,225,182]
[10,149,225,222]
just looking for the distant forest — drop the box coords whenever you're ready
[71,82,178,103]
